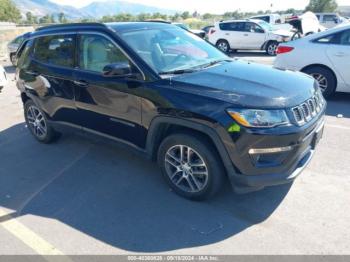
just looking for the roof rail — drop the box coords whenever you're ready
[35,23,107,32]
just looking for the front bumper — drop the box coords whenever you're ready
[224,113,325,193]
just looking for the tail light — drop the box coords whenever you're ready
[276,46,294,54]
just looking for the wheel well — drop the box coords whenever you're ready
[216,39,229,45]
[150,123,221,163]
[301,64,337,87]
[262,40,278,50]
[21,93,30,104]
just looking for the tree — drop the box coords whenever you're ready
[58,12,65,23]
[181,11,190,20]
[0,0,21,22]
[305,0,338,12]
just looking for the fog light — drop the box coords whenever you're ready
[249,146,293,155]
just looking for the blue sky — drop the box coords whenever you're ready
[52,0,350,13]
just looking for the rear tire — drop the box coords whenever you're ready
[266,41,278,56]
[24,100,58,143]
[302,66,336,98]
[216,39,230,53]
[157,133,225,200]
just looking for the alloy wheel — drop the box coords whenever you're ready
[310,73,328,92]
[268,43,278,55]
[26,105,47,139]
[217,42,228,52]
[164,145,209,193]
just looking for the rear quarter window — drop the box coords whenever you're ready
[33,35,75,68]
[17,40,34,69]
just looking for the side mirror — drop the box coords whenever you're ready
[102,62,132,77]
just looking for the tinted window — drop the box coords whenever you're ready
[33,35,75,68]
[339,30,350,45]
[17,40,34,69]
[244,22,264,33]
[79,34,129,73]
[219,22,244,31]
[323,15,336,22]
[315,30,350,45]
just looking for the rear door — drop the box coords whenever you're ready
[326,29,350,89]
[18,34,79,124]
[218,22,243,49]
[73,32,145,147]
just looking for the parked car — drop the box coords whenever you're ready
[16,22,325,200]
[0,65,8,92]
[7,33,29,66]
[208,19,293,55]
[287,12,326,40]
[250,14,292,31]
[315,13,348,29]
[202,25,214,36]
[173,23,206,38]
[274,23,350,98]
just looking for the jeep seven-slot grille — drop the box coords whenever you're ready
[292,93,325,126]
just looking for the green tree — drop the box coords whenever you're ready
[181,11,190,20]
[58,12,65,23]
[0,0,21,22]
[305,0,338,12]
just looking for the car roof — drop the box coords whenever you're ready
[217,19,262,24]
[31,22,176,38]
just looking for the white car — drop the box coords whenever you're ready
[274,23,350,98]
[208,19,293,55]
[315,13,348,29]
[250,14,293,31]
[0,65,8,92]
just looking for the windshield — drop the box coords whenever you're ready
[120,27,228,74]
[257,21,274,31]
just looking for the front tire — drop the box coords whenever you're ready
[216,40,230,53]
[157,133,225,200]
[302,66,336,98]
[266,41,278,56]
[24,100,57,143]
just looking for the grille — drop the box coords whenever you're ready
[292,93,324,125]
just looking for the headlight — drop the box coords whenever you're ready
[227,109,290,128]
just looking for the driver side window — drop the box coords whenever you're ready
[79,34,129,73]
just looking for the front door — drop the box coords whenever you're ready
[240,22,267,49]
[73,33,145,147]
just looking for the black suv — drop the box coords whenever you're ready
[16,22,326,200]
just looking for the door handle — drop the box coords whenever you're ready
[225,33,230,36]
[334,52,346,57]
[74,80,89,87]
[243,34,249,36]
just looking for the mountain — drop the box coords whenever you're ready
[14,0,86,19]
[13,0,177,19]
[81,0,176,18]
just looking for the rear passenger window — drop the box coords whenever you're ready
[33,35,75,68]
[219,22,243,31]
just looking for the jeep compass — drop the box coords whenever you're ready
[16,22,326,200]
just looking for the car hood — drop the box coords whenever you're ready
[270,29,294,37]
[170,60,317,108]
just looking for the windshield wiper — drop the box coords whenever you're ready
[199,59,232,69]
[159,68,199,75]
